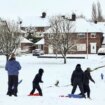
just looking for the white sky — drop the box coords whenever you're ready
[0,0,105,20]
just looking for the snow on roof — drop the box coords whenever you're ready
[20,37,33,43]
[22,16,50,27]
[94,22,105,34]
[35,38,44,45]
[45,18,103,33]
[74,18,102,33]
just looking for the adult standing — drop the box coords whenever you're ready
[71,64,85,98]
[82,67,95,98]
[5,53,21,96]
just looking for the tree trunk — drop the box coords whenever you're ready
[6,54,9,62]
[55,51,58,59]
[64,56,67,64]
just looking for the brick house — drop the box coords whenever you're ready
[95,22,105,48]
[44,18,104,54]
[21,15,50,37]
[21,15,50,51]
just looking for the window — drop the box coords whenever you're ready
[91,33,96,38]
[77,33,85,38]
[77,44,86,51]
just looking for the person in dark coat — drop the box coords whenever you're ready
[82,67,95,98]
[71,64,85,98]
[5,53,21,96]
[30,68,44,96]
[101,73,104,80]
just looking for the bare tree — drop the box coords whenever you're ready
[46,15,77,64]
[91,1,104,22]
[97,1,104,22]
[92,2,97,22]
[0,19,21,61]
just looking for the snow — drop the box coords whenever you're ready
[94,22,105,34]
[35,38,45,45]
[74,18,102,33]
[0,54,105,105]
[45,18,103,33]
[22,16,50,27]
[20,37,33,43]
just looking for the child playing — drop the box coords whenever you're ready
[30,68,44,96]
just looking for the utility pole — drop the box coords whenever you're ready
[86,30,88,59]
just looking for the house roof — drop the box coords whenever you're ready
[35,38,45,45]
[21,16,104,34]
[20,37,33,43]
[74,18,102,33]
[45,18,103,33]
[22,16,50,27]
[94,22,105,34]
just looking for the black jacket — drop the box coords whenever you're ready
[71,66,84,85]
[33,72,43,85]
[83,70,95,85]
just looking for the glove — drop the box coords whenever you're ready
[41,81,43,83]
[71,83,73,86]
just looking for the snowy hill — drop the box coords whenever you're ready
[0,54,105,105]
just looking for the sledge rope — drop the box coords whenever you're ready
[46,80,71,88]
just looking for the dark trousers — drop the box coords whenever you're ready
[83,84,90,98]
[30,83,42,96]
[71,83,85,97]
[79,84,90,98]
[7,75,18,96]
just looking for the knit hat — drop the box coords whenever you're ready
[39,68,44,74]
[10,53,15,58]
[86,67,91,72]
[76,64,81,67]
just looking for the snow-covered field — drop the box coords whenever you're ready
[0,54,105,105]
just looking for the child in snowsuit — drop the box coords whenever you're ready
[30,68,44,96]
[79,67,95,98]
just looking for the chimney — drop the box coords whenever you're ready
[61,15,65,18]
[72,13,76,21]
[41,12,46,18]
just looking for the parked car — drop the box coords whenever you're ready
[32,49,44,56]
[97,48,105,55]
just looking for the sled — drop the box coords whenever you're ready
[59,94,84,98]
[68,94,84,98]
[28,93,41,96]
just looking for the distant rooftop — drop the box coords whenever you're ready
[21,16,50,27]
[45,18,103,33]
